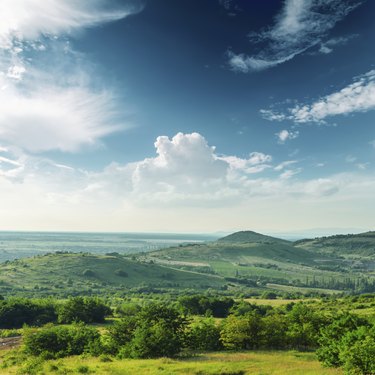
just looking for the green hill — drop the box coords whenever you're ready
[218,230,291,245]
[0,252,225,297]
[143,231,361,292]
[295,231,375,257]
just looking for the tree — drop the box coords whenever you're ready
[316,313,368,367]
[58,297,111,324]
[185,317,222,351]
[220,312,262,350]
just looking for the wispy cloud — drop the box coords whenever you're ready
[0,0,138,48]
[0,0,140,153]
[228,0,362,72]
[276,129,299,143]
[262,70,375,123]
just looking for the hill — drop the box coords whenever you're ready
[218,230,291,245]
[142,230,367,293]
[295,231,375,257]
[0,252,225,297]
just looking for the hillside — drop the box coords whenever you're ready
[218,230,291,245]
[142,230,367,292]
[0,252,225,297]
[295,231,375,257]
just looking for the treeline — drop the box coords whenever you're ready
[0,297,111,328]
[1,296,375,374]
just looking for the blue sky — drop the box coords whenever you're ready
[0,0,374,234]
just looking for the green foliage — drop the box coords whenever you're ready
[185,317,223,351]
[316,313,368,367]
[285,303,328,350]
[340,332,375,374]
[0,298,57,328]
[220,312,262,350]
[178,295,235,317]
[108,302,188,358]
[57,297,111,324]
[23,323,100,358]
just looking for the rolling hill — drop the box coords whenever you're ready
[218,230,291,245]
[141,230,375,293]
[0,252,226,297]
[295,231,375,257]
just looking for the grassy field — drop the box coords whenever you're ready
[0,350,342,375]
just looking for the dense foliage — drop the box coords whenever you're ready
[1,295,375,374]
[0,297,111,328]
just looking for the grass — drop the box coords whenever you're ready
[0,350,342,374]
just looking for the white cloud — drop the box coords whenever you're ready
[228,0,362,72]
[0,0,138,48]
[2,132,375,232]
[0,84,120,152]
[274,160,298,171]
[318,35,358,54]
[262,70,375,124]
[276,129,299,143]
[0,1,138,153]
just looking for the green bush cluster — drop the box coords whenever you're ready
[23,323,100,358]
[0,297,111,328]
[317,313,375,374]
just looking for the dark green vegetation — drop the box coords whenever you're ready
[1,295,375,374]
[0,297,110,328]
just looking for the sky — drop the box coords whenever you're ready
[0,0,374,235]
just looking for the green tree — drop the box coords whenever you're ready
[220,312,262,350]
[58,297,111,324]
[185,317,222,351]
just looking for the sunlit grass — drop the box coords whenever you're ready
[0,350,342,374]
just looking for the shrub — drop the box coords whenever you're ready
[58,297,111,324]
[0,298,57,328]
[23,323,101,358]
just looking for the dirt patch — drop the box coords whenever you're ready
[0,336,21,350]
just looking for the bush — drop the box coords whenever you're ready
[0,298,57,328]
[58,297,111,324]
[23,323,101,358]
[108,303,187,358]
[316,313,368,367]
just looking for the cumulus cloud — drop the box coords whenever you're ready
[262,70,375,124]
[228,0,362,72]
[3,132,375,231]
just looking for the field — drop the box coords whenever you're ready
[0,350,342,374]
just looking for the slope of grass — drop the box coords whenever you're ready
[0,252,225,297]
